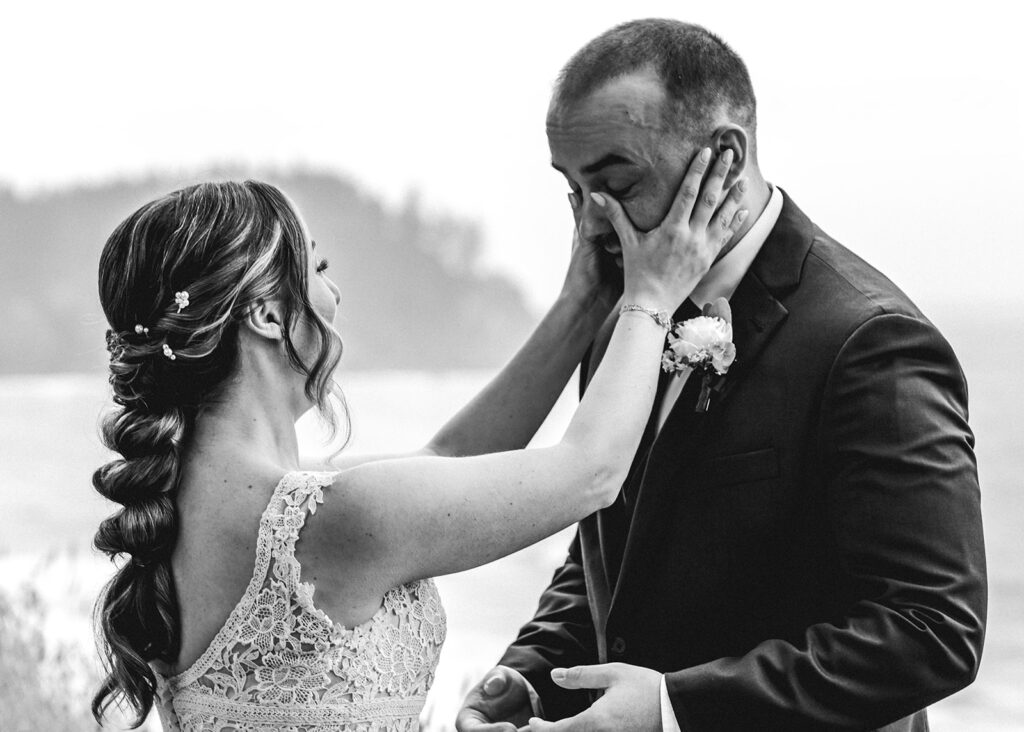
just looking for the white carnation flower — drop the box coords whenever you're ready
[675,316,733,348]
[662,315,735,378]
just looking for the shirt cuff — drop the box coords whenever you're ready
[660,674,681,732]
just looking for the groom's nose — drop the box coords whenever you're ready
[579,195,617,248]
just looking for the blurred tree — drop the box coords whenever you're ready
[0,170,536,374]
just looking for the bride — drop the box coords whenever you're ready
[91,150,745,731]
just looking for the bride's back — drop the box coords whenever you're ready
[153,463,446,732]
[168,457,403,675]
[168,462,280,674]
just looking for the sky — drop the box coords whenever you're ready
[2,0,1022,312]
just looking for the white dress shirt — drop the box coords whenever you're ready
[658,184,783,731]
[501,185,785,731]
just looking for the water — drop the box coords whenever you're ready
[0,317,1020,729]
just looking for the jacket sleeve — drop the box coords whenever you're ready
[665,313,987,730]
[498,530,599,720]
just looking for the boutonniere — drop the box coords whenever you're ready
[661,302,736,412]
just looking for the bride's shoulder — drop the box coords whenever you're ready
[308,446,438,475]
[291,466,398,571]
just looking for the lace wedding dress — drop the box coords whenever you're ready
[152,471,447,731]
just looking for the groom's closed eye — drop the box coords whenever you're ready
[603,179,639,200]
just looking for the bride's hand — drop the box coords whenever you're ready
[560,215,623,315]
[594,148,748,315]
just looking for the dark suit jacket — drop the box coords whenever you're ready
[500,194,987,731]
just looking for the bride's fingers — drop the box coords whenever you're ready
[664,147,712,229]
[704,296,733,324]
[717,208,750,255]
[711,179,747,242]
[696,206,747,273]
[690,148,734,231]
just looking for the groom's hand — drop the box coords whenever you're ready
[456,665,533,732]
[528,663,662,731]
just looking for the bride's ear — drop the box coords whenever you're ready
[242,299,285,341]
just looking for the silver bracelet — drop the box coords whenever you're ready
[620,304,672,331]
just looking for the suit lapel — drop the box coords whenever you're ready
[711,270,788,407]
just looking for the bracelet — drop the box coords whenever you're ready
[620,304,672,331]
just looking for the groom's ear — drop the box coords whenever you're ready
[711,125,750,187]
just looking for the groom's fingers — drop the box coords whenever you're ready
[455,707,520,732]
[549,663,617,690]
[529,713,585,732]
[456,666,533,732]
[482,670,510,696]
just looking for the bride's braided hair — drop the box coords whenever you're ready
[91,180,344,726]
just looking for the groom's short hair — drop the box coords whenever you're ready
[552,19,757,144]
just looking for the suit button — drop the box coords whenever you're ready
[610,636,626,655]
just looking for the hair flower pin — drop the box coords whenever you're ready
[661,298,736,412]
[134,324,149,336]
[162,344,176,361]
[174,291,190,312]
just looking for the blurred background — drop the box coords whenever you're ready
[1,1,1020,729]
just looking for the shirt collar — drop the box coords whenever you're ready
[689,184,784,307]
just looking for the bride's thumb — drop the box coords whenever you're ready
[589,193,637,250]
[704,296,732,324]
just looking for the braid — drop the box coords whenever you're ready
[91,356,190,726]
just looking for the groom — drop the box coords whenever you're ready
[457,19,986,732]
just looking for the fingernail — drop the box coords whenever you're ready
[737,209,749,223]
[723,149,734,162]
[700,147,711,163]
[737,178,748,193]
[589,192,605,207]
[567,192,578,210]
[551,668,567,681]
[483,675,503,695]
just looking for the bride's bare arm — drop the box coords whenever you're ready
[316,149,748,589]
[329,309,670,586]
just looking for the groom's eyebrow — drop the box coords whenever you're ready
[551,153,636,176]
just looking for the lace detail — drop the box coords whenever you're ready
[152,471,446,731]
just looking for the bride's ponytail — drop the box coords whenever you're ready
[91,181,346,726]
[91,401,187,724]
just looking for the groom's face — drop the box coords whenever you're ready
[547,68,699,256]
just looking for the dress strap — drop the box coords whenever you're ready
[264,471,336,588]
